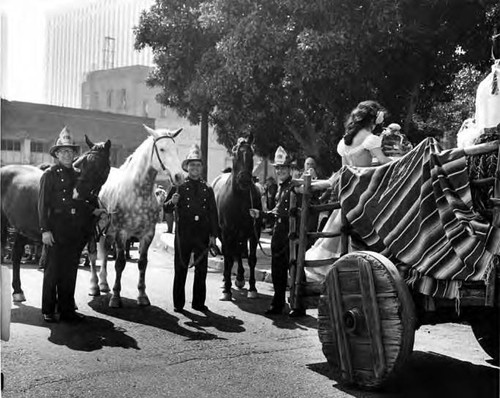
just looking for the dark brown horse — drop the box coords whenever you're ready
[212,134,262,301]
[0,136,111,302]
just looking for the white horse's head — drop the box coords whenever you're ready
[143,125,184,186]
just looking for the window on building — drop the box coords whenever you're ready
[120,89,127,110]
[160,105,167,118]
[106,89,113,108]
[30,141,47,153]
[1,139,21,151]
[82,93,91,109]
[92,91,100,109]
[142,100,149,117]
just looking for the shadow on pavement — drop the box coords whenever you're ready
[181,309,246,334]
[10,304,138,352]
[88,295,223,341]
[307,350,499,398]
[224,287,319,331]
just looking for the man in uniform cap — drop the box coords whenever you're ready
[164,144,219,312]
[39,127,100,323]
[249,146,304,316]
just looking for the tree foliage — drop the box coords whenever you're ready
[135,0,499,173]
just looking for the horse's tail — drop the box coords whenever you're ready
[0,210,8,250]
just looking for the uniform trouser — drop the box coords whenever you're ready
[173,236,208,309]
[41,241,82,315]
[270,221,289,309]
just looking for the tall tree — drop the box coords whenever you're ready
[135,0,498,173]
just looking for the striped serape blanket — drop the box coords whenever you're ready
[339,138,500,299]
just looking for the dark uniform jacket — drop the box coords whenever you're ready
[264,176,295,225]
[164,177,219,241]
[38,164,97,244]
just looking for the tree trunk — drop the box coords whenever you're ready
[201,111,209,181]
[289,122,320,158]
[404,83,420,135]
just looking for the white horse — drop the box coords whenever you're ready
[89,125,184,308]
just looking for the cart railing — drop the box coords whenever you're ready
[289,139,500,312]
[289,173,351,310]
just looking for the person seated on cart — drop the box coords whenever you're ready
[381,122,413,159]
[305,100,392,261]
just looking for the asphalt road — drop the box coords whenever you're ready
[1,229,499,398]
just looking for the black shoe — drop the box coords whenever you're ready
[173,307,184,313]
[43,313,57,323]
[289,309,306,318]
[60,312,85,322]
[265,306,284,315]
[192,304,209,312]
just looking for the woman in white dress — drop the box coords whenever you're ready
[305,100,392,261]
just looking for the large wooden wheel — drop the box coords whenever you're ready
[318,251,416,389]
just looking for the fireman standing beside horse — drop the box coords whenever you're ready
[164,145,219,313]
[39,128,109,323]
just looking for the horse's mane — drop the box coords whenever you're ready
[118,136,155,185]
[100,136,157,211]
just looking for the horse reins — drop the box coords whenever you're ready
[249,189,272,257]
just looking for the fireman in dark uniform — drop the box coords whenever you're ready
[39,128,99,323]
[164,144,219,313]
[250,146,304,316]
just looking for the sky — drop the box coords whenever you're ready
[0,0,87,103]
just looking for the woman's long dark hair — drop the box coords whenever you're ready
[343,100,384,145]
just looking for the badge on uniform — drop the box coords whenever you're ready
[194,215,199,221]
[71,208,76,215]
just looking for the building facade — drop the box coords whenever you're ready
[82,65,231,183]
[45,0,155,108]
[1,99,155,168]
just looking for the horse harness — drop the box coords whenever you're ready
[151,135,176,171]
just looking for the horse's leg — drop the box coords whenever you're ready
[88,234,101,296]
[136,234,153,306]
[109,238,126,308]
[247,237,258,299]
[235,254,245,289]
[220,252,234,301]
[98,236,111,293]
[11,233,27,302]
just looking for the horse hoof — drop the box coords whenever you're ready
[235,279,245,289]
[247,291,258,299]
[12,292,26,303]
[109,296,122,308]
[99,283,110,293]
[88,287,101,296]
[137,296,151,306]
[219,292,232,301]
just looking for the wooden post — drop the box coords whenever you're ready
[289,192,298,307]
[292,174,311,310]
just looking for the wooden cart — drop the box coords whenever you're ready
[288,141,500,389]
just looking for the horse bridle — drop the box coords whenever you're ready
[74,148,111,198]
[151,132,181,171]
[233,139,254,189]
